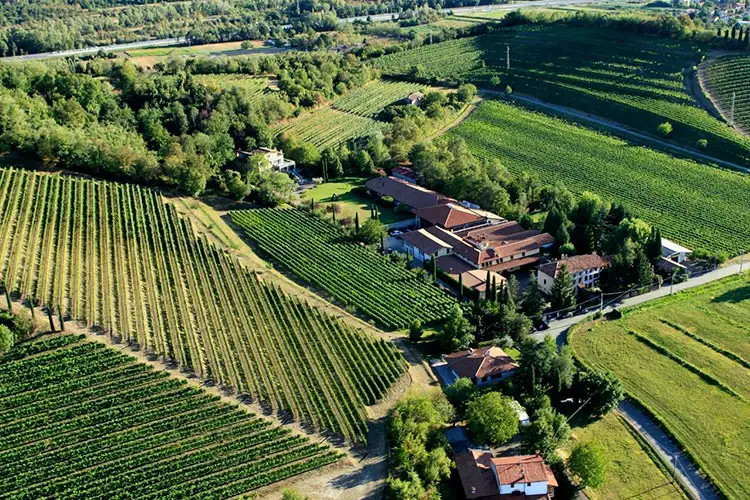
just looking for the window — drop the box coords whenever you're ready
[543,279,547,284]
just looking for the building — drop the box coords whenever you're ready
[239,147,296,172]
[443,346,518,386]
[509,400,530,426]
[661,238,692,264]
[458,269,506,300]
[537,254,612,295]
[456,450,557,500]
[401,221,554,274]
[391,165,418,184]
[415,203,486,231]
[364,176,454,211]
[403,91,424,106]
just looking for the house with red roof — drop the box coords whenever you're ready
[456,450,558,500]
[537,254,612,295]
[443,346,518,386]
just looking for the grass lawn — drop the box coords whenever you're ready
[569,273,750,500]
[300,178,411,225]
[564,413,687,500]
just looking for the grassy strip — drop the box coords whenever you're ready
[627,330,744,402]
[659,318,750,370]
[569,325,730,500]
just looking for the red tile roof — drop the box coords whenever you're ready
[487,255,543,273]
[457,222,555,263]
[444,346,518,380]
[365,176,453,210]
[401,228,453,255]
[491,454,558,488]
[415,203,484,230]
[456,450,503,499]
[537,254,612,278]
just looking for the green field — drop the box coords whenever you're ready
[570,273,750,499]
[566,413,686,500]
[275,79,435,148]
[449,99,750,254]
[300,178,410,225]
[230,208,454,330]
[193,74,269,97]
[0,335,341,498]
[375,24,750,166]
[0,168,407,443]
[702,55,750,134]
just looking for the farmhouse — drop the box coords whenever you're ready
[364,176,454,210]
[456,450,558,500]
[537,254,612,295]
[238,147,296,172]
[661,238,692,264]
[392,165,419,184]
[443,346,518,386]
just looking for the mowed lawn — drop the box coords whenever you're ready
[300,178,411,225]
[565,413,686,500]
[570,273,750,500]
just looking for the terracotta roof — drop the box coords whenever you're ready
[456,450,503,499]
[444,346,518,379]
[460,269,506,293]
[436,254,475,275]
[454,222,554,265]
[401,228,453,255]
[491,454,558,488]
[487,255,542,273]
[537,254,612,278]
[415,203,484,230]
[364,176,453,210]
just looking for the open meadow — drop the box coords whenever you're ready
[570,273,750,500]
[0,335,341,499]
[0,168,407,444]
[376,24,750,166]
[449,99,750,254]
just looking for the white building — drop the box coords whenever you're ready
[240,147,296,172]
[442,346,518,387]
[537,254,612,295]
[456,450,558,500]
[661,238,692,264]
[509,399,530,426]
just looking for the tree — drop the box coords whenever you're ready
[223,169,250,200]
[445,377,478,417]
[0,324,13,354]
[356,218,385,245]
[633,250,655,287]
[521,274,544,318]
[551,345,576,393]
[543,206,566,236]
[456,83,477,103]
[288,141,321,170]
[282,489,309,500]
[550,264,576,312]
[466,393,519,446]
[521,406,570,460]
[409,318,424,342]
[386,471,427,500]
[657,121,673,136]
[578,370,623,416]
[645,227,662,263]
[321,148,343,179]
[438,305,473,352]
[568,443,607,489]
[354,149,375,174]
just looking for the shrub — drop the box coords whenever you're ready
[696,138,708,150]
[408,319,424,341]
[657,121,673,136]
[505,85,513,94]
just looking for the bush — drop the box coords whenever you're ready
[657,121,673,136]
[605,309,622,320]
[505,85,513,94]
[696,138,708,150]
[409,319,424,341]
[0,324,13,355]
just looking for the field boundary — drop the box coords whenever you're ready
[697,55,749,136]
[658,319,750,369]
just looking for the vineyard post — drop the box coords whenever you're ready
[46,308,55,333]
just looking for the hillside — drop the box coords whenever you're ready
[570,273,750,500]
[700,54,750,135]
[0,168,408,443]
[376,23,750,166]
[449,99,750,254]
[0,334,341,499]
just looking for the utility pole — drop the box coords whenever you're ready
[506,44,510,71]
[670,269,677,295]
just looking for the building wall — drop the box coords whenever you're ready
[498,481,548,495]
[539,266,604,295]
[538,269,555,295]
[476,369,516,386]
[404,244,450,263]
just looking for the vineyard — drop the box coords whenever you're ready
[230,208,454,329]
[0,168,408,443]
[274,79,427,148]
[570,273,750,500]
[701,55,750,135]
[193,74,269,98]
[450,100,750,254]
[375,24,750,166]
[0,335,342,499]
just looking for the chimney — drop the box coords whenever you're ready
[467,348,474,355]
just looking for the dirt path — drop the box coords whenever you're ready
[480,90,750,174]
[426,95,480,141]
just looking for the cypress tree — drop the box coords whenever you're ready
[458,273,464,299]
[717,27,722,37]
[731,25,737,40]
[332,209,336,223]
[355,212,360,231]
[432,256,437,282]
[551,264,576,312]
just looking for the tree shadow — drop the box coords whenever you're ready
[711,285,750,304]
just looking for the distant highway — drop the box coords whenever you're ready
[1,0,603,62]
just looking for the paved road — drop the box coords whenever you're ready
[618,401,720,500]
[493,91,750,174]
[2,0,604,61]
[532,262,744,344]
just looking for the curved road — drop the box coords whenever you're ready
[532,263,743,500]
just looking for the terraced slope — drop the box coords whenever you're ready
[376,24,750,166]
[570,273,750,500]
[0,335,341,499]
[450,100,750,254]
[0,168,408,443]
[701,55,750,134]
